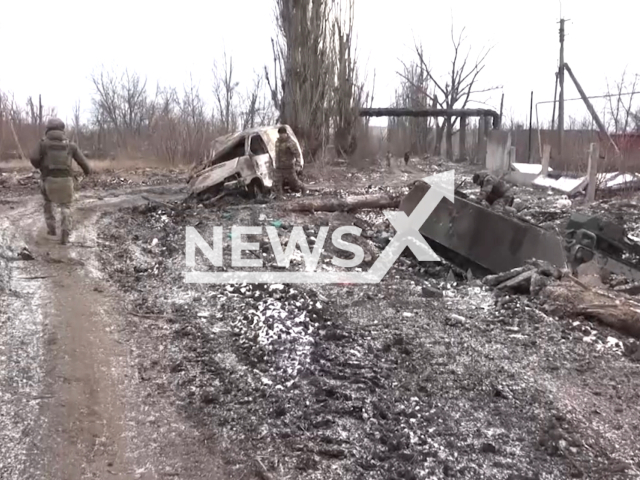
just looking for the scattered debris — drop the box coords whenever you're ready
[533,173,588,196]
[287,193,402,212]
[18,247,34,261]
[484,260,640,339]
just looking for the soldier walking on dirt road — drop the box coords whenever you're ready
[273,126,306,199]
[29,118,92,245]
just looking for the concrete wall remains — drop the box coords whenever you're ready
[485,130,511,173]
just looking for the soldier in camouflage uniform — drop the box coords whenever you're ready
[29,118,91,245]
[273,126,306,198]
[472,171,514,209]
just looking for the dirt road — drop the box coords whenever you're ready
[0,187,227,480]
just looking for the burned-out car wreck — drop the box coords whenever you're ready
[187,124,304,199]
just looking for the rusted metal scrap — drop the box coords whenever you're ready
[564,213,640,284]
[400,181,567,274]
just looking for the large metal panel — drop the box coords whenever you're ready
[400,182,567,273]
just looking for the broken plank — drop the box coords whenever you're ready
[286,194,402,213]
[496,270,536,291]
[483,266,535,287]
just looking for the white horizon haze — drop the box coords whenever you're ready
[1,0,638,130]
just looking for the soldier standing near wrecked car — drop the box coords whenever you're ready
[472,171,514,209]
[273,126,306,198]
[29,118,92,245]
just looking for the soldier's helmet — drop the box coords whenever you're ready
[45,117,65,132]
[277,126,287,135]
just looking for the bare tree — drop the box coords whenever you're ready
[331,1,371,157]
[390,45,432,155]
[399,26,498,160]
[605,69,639,134]
[265,0,370,161]
[26,97,40,125]
[71,101,82,145]
[567,115,594,130]
[239,72,265,130]
[266,0,336,160]
[213,51,240,134]
[90,68,149,149]
[150,86,181,164]
[180,77,210,161]
[0,90,58,159]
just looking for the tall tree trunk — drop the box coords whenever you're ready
[434,121,444,156]
[445,118,454,161]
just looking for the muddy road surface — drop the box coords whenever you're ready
[0,184,227,479]
[2,160,640,480]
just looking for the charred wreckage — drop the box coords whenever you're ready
[184,125,640,340]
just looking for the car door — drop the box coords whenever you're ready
[247,133,273,187]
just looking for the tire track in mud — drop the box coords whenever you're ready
[0,188,228,479]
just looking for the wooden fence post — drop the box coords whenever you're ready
[586,142,599,203]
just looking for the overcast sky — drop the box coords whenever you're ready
[2,0,638,129]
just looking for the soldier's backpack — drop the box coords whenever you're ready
[42,136,72,174]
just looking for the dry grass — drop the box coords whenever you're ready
[0,157,188,173]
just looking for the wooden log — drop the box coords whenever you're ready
[286,194,402,213]
[542,280,640,338]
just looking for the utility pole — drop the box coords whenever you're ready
[528,91,534,162]
[551,71,558,130]
[558,18,566,159]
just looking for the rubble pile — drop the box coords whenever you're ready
[483,260,563,296]
[483,259,640,343]
[91,186,640,479]
[0,172,39,198]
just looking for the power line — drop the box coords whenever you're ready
[537,91,640,106]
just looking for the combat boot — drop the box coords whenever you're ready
[60,229,69,245]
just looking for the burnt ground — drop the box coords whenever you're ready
[2,156,640,479]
